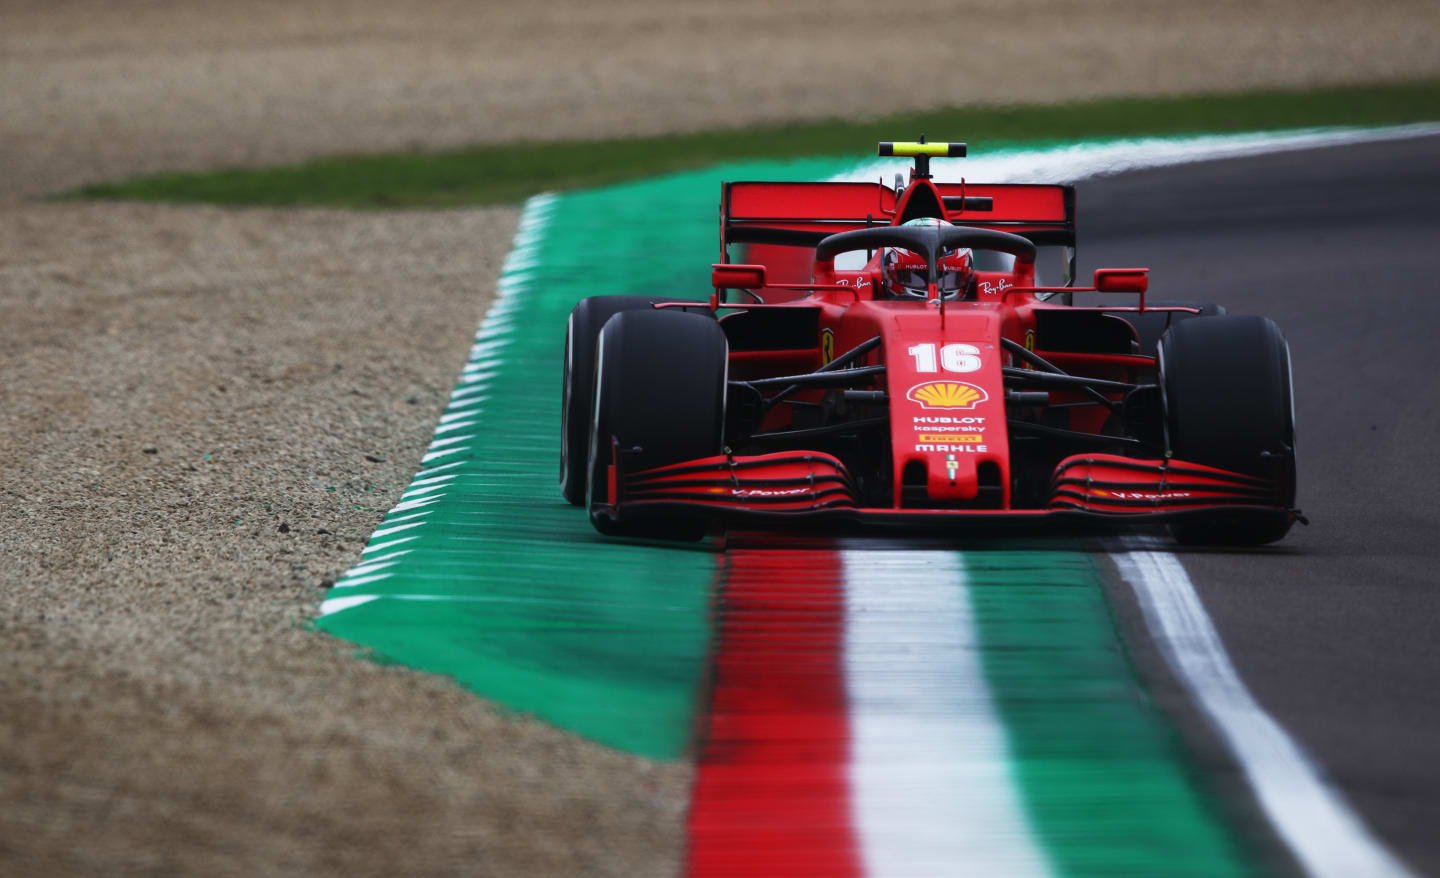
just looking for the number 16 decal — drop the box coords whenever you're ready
[907,342,981,373]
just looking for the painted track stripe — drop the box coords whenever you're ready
[842,122,1440,186]
[1112,540,1416,878]
[843,548,1053,878]
[687,538,861,877]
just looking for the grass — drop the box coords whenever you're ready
[64,79,1440,209]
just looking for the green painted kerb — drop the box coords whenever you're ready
[965,549,1255,876]
[315,157,859,759]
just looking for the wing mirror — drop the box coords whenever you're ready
[711,263,767,290]
[1093,268,1149,294]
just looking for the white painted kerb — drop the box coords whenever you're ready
[843,549,1054,878]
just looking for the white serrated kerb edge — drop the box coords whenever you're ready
[319,193,557,618]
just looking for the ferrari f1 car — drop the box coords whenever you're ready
[560,141,1301,544]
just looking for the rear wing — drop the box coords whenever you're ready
[721,180,1077,282]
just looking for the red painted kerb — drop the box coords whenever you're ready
[686,536,862,877]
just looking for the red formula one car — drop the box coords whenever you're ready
[560,141,1301,544]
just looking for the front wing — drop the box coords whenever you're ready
[592,450,1298,531]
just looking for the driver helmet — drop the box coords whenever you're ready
[881,217,976,300]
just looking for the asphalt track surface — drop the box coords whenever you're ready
[1079,134,1440,876]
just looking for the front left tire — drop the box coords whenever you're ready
[1159,314,1297,545]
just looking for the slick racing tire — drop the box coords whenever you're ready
[1159,315,1297,546]
[586,308,728,540]
[1125,301,1226,358]
[561,296,671,505]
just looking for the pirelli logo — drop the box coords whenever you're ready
[917,434,982,443]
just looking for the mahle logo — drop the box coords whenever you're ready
[906,381,988,410]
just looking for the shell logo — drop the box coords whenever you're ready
[906,381,988,410]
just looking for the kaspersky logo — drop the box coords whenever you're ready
[906,381,988,410]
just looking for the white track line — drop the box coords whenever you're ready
[843,549,1053,878]
[840,123,1440,186]
[1111,540,1415,878]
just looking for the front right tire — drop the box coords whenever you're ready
[587,308,728,539]
[560,295,671,505]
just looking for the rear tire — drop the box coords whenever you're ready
[561,296,671,505]
[1159,315,1296,545]
[587,309,728,540]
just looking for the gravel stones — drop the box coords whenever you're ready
[0,202,690,876]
